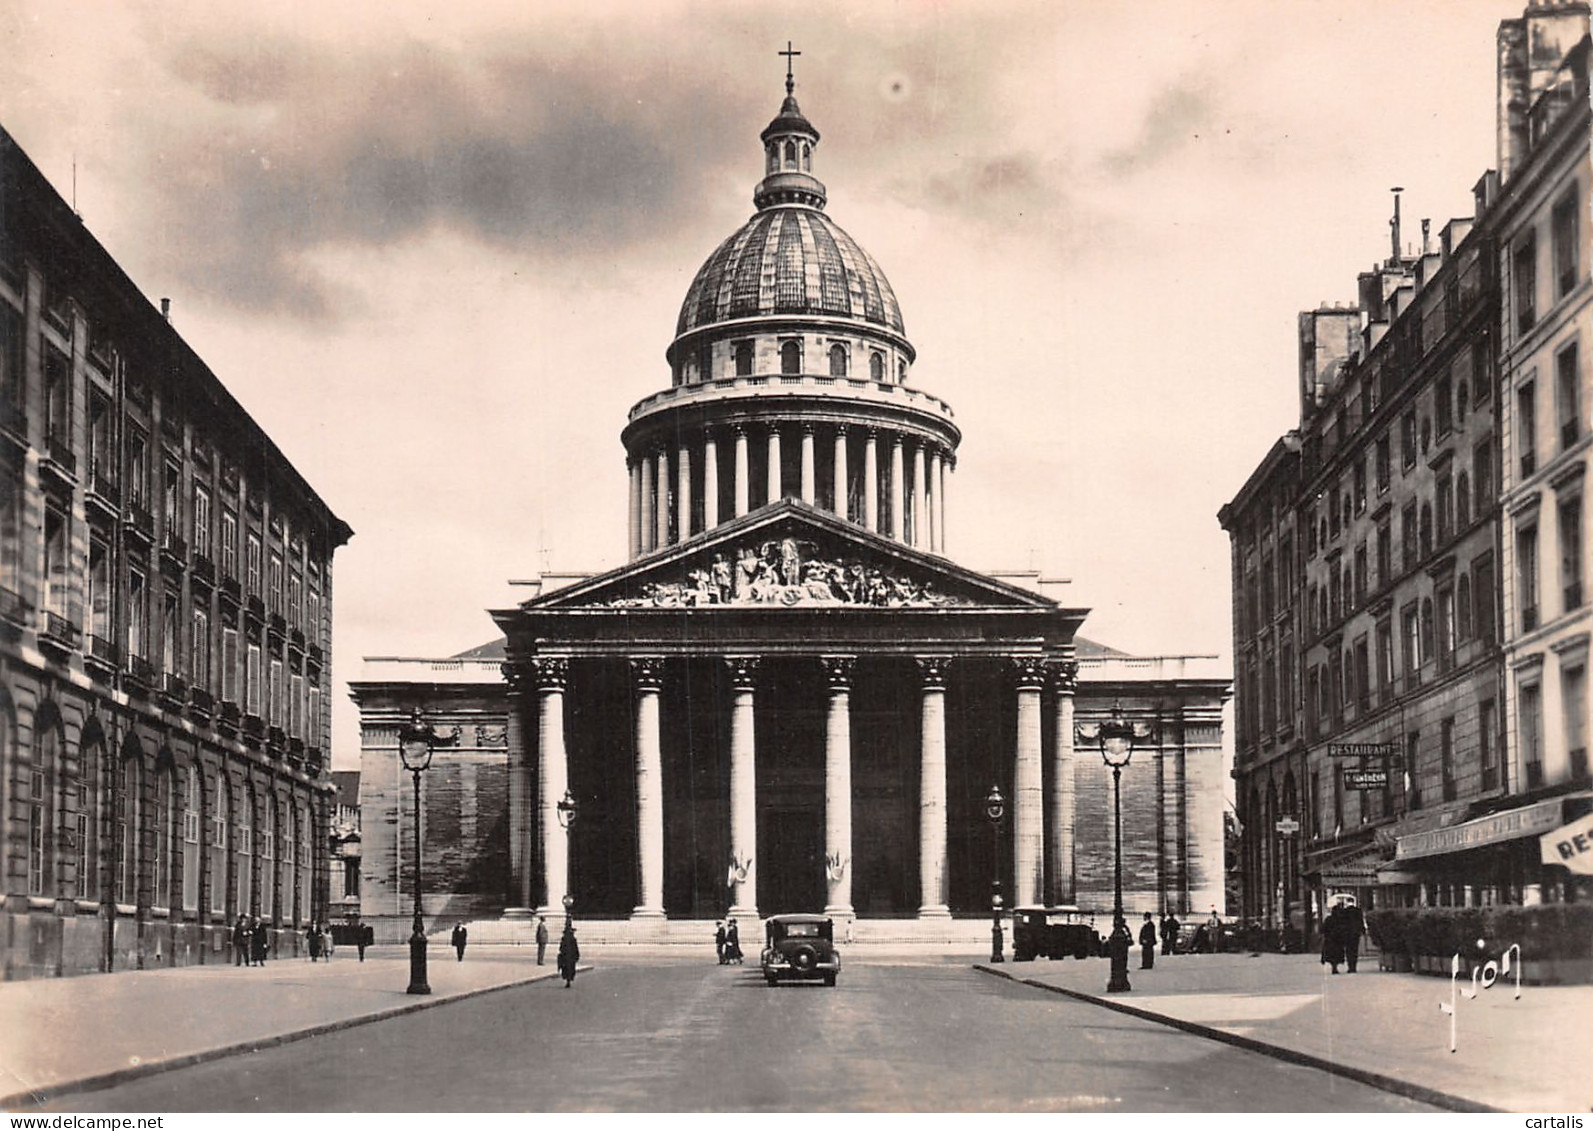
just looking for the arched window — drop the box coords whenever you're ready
[1457,573,1473,641]
[780,340,801,375]
[897,359,907,384]
[828,343,848,377]
[801,142,811,171]
[28,714,57,896]
[297,802,312,926]
[210,774,228,914]
[237,785,253,916]
[766,145,778,174]
[261,794,275,922]
[182,764,200,911]
[117,753,141,905]
[734,341,753,377]
[869,352,885,382]
[278,797,292,922]
[152,763,172,909]
[783,139,797,167]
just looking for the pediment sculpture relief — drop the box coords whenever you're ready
[604,537,969,609]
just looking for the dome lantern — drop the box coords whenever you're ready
[754,43,826,211]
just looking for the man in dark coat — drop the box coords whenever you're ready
[1340,899,1366,973]
[557,922,579,987]
[714,921,727,964]
[451,922,468,962]
[725,918,742,964]
[535,916,549,965]
[1321,905,1345,973]
[308,924,323,962]
[357,921,372,962]
[1139,913,1157,969]
[233,916,249,966]
[1162,914,1180,957]
[251,918,268,965]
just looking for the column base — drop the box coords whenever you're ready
[728,904,759,921]
[501,907,536,920]
[916,905,952,919]
[822,904,855,921]
[536,905,570,921]
[630,907,666,920]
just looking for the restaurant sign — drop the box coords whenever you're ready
[1343,767,1389,790]
[1396,798,1566,861]
[1328,742,1399,760]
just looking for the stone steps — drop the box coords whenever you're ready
[456,916,1000,947]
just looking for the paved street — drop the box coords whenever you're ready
[44,959,1435,1112]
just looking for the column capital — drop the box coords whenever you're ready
[835,423,849,436]
[529,656,569,691]
[819,655,856,690]
[915,655,952,689]
[1048,657,1080,694]
[724,655,761,690]
[500,661,527,693]
[1008,655,1047,690]
[732,423,747,437]
[890,432,904,448]
[703,426,718,444]
[630,656,665,691]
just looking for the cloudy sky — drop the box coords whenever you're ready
[1,0,1514,767]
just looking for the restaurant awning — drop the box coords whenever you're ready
[1303,841,1387,886]
[1394,792,1593,862]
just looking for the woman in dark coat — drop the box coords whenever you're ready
[1138,913,1157,969]
[557,923,579,987]
[251,919,268,965]
[308,925,323,962]
[1321,905,1345,973]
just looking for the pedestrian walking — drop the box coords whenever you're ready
[1321,904,1345,974]
[725,918,743,965]
[358,921,372,962]
[323,923,335,961]
[308,924,323,962]
[714,920,727,964]
[252,917,268,966]
[535,916,549,965]
[1207,907,1222,953]
[451,922,468,962]
[557,922,579,987]
[1139,913,1157,969]
[233,915,249,966]
[1340,898,1365,973]
[1161,913,1179,956]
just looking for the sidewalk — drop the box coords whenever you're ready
[977,951,1592,1113]
[0,947,567,1108]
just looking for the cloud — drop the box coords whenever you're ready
[1101,79,1216,177]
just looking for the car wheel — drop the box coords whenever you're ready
[823,972,837,987]
[789,944,818,973]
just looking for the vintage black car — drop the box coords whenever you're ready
[761,914,841,986]
[1012,905,1098,961]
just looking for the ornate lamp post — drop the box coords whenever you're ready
[398,709,450,996]
[556,789,578,926]
[1097,704,1140,993]
[984,784,1006,963]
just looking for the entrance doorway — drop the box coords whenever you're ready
[759,807,824,914]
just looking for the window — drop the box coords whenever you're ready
[192,607,210,691]
[43,508,69,617]
[1354,461,1366,512]
[1557,343,1580,450]
[869,352,885,382]
[1376,620,1394,690]
[1458,472,1472,529]
[1402,411,1418,470]
[220,510,238,579]
[268,552,283,613]
[1353,636,1370,710]
[126,429,148,508]
[1375,435,1391,493]
[246,641,262,715]
[1520,681,1543,788]
[780,340,801,375]
[1553,189,1579,299]
[1353,543,1368,606]
[1565,664,1588,779]
[1402,602,1421,677]
[161,589,180,675]
[1518,524,1540,632]
[128,568,147,659]
[153,768,172,908]
[1376,520,1392,587]
[28,767,47,895]
[88,392,113,480]
[308,684,322,747]
[828,343,848,377]
[1401,502,1417,570]
[1419,502,1433,558]
[1437,472,1454,544]
[246,533,262,594]
[222,625,239,704]
[87,539,111,642]
[237,795,251,915]
[733,341,752,377]
[162,462,182,546]
[1458,573,1473,641]
[117,756,140,904]
[1440,717,1456,801]
[1480,699,1499,790]
[210,777,228,914]
[183,765,200,911]
[1474,553,1497,644]
[43,345,69,443]
[269,657,284,725]
[1519,379,1538,478]
[261,799,275,921]
[1436,375,1453,436]
[1437,587,1455,669]
[1406,731,1423,810]
[193,486,211,559]
[290,672,304,738]
[1561,494,1584,611]
[1421,598,1435,666]
[1514,235,1537,335]
[1474,440,1493,511]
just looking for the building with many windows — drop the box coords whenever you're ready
[0,124,352,978]
[1221,1,1591,935]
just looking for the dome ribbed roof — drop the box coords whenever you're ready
[675,208,906,337]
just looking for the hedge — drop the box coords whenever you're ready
[1367,903,1593,961]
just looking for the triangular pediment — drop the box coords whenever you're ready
[521,500,1057,612]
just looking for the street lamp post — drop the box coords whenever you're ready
[985,784,1006,963]
[1097,704,1140,994]
[398,709,454,996]
[556,789,578,927]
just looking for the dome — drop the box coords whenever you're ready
[675,208,906,337]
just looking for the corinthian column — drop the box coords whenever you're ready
[889,434,905,541]
[800,426,816,504]
[639,455,655,555]
[820,656,855,920]
[726,656,760,918]
[654,448,670,549]
[864,430,879,532]
[1012,657,1045,908]
[632,657,665,919]
[703,431,720,530]
[929,449,944,553]
[503,665,535,915]
[733,427,749,518]
[917,656,952,918]
[833,426,849,520]
[766,427,782,505]
[627,459,641,560]
[676,443,692,542]
[532,657,570,917]
[1048,660,1079,905]
[911,441,927,549]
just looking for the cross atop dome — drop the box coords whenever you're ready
[779,40,801,96]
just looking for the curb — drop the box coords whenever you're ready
[973,964,1499,1114]
[1,964,594,1110]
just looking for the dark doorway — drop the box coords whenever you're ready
[760,807,824,913]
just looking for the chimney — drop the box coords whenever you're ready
[1388,187,1404,266]
[161,297,171,321]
